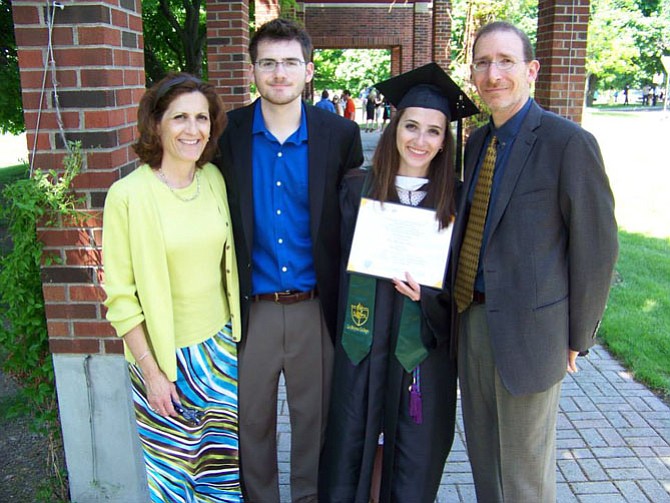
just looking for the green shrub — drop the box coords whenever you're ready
[0,141,83,501]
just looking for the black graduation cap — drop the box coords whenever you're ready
[375,63,479,173]
[375,62,478,121]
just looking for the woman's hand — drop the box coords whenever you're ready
[392,272,421,302]
[142,365,180,417]
[123,323,180,417]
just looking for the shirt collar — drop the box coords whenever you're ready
[489,98,533,144]
[252,98,309,145]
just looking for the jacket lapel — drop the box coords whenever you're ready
[483,103,541,249]
[229,103,256,255]
[306,106,328,243]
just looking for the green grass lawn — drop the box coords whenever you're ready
[599,231,670,397]
[0,164,28,185]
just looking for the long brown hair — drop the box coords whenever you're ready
[369,108,456,228]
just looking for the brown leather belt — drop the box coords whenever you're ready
[472,290,486,304]
[252,289,317,305]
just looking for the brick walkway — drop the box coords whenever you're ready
[276,344,670,502]
[275,128,670,502]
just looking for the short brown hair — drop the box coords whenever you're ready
[133,73,227,169]
[249,18,313,63]
[472,21,535,62]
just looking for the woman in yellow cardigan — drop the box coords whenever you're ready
[103,73,242,502]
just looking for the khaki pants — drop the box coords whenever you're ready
[458,303,561,502]
[238,299,333,503]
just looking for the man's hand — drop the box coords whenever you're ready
[567,350,579,373]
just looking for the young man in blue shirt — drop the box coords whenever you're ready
[217,18,363,503]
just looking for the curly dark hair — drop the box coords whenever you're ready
[249,18,313,63]
[369,108,456,229]
[133,73,227,169]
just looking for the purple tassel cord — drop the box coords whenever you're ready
[409,367,423,424]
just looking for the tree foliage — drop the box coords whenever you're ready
[450,0,537,68]
[313,49,391,97]
[0,0,24,134]
[587,0,670,91]
[141,0,208,85]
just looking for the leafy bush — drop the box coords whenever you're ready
[0,141,83,501]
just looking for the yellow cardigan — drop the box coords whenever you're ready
[102,163,241,381]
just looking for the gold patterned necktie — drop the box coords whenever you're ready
[454,136,497,313]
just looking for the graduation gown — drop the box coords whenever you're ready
[319,169,458,503]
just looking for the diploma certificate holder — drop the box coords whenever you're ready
[346,198,453,289]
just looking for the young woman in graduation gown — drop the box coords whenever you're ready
[319,64,478,503]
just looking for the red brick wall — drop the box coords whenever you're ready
[413,3,432,66]
[305,3,415,73]
[432,0,451,68]
[207,0,251,110]
[536,0,589,123]
[12,0,145,356]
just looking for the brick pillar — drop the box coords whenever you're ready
[433,0,451,69]
[535,0,590,123]
[12,0,148,499]
[412,0,432,68]
[207,0,251,110]
[255,0,280,26]
[391,46,402,76]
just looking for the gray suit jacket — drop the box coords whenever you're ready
[451,100,618,395]
[216,100,363,340]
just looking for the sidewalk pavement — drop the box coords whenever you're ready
[276,127,670,502]
[277,344,670,502]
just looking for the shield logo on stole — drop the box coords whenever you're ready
[351,302,369,327]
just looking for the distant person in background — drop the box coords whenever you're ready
[332,94,343,115]
[380,94,391,131]
[316,89,337,113]
[364,90,377,132]
[343,90,357,121]
[623,85,629,105]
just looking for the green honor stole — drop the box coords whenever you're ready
[342,273,429,372]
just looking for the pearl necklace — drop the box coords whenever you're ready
[157,168,201,202]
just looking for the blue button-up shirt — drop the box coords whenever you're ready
[251,102,316,295]
[469,98,533,293]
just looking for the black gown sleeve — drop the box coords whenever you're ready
[420,287,451,348]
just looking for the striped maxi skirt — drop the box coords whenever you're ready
[129,324,242,502]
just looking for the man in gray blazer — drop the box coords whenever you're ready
[217,18,363,503]
[450,21,618,502]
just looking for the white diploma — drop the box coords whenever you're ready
[346,198,453,289]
